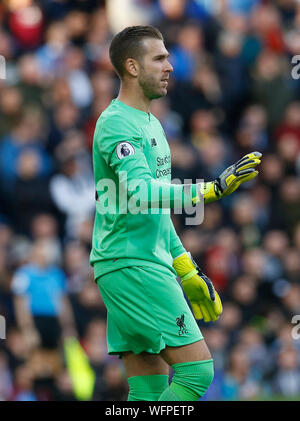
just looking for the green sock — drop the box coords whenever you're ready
[158,359,214,401]
[127,374,169,401]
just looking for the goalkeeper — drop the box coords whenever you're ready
[90,25,262,401]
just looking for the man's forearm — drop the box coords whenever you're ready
[125,177,200,210]
[169,218,186,258]
[58,297,77,337]
[13,296,35,330]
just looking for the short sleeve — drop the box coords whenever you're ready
[96,115,153,182]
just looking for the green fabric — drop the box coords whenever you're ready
[96,265,203,355]
[158,359,214,401]
[127,374,169,401]
[158,387,180,401]
[90,98,195,279]
[169,219,186,259]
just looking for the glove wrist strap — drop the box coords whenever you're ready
[181,268,198,283]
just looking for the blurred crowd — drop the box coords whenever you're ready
[0,0,300,401]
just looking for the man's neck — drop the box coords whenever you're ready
[117,83,151,114]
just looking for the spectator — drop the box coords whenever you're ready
[35,21,70,79]
[271,347,300,398]
[16,54,45,108]
[63,241,91,294]
[30,214,63,265]
[0,108,52,197]
[63,46,93,110]
[170,22,205,82]
[12,150,56,236]
[235,104,268,154]
[251,49,293,129]
[11,239,77,350]
[9,364,37,401]
[221,345,262,400]
[49,150,95,240]
[0,86,23,138]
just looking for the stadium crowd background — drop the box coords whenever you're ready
[0,0,300,401]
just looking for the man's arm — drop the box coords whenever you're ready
[13,295,41,348]
[11,271,41,348]
[97,118,262,211]
[170,217,186,258]
[58,296,78,339]
[97,118,199,210]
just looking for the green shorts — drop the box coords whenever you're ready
[96,265,203,356]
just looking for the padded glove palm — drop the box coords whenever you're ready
[201,151,262,203]
[173,252,222,322]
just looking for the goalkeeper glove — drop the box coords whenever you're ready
[201,151,262,204]
[173,252,222,322]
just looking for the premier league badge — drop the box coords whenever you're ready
[116,142,135,159]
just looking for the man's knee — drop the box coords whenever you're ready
[128,374,169,401]
[170,359,214,400]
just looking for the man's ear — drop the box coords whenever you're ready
[124,58,139,77]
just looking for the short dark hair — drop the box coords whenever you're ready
[109,25,163,78]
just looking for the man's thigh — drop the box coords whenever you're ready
[160,339,212,366]
[122,339,211,378]
[121,351,170,378]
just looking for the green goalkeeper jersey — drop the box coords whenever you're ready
[90,99,196,279]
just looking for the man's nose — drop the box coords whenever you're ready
[166,60,173,73]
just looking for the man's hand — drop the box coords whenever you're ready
[201,151,262,203]
[173,252,222,322]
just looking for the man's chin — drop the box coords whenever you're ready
[149,89,167,100]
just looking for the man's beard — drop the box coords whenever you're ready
[138,69,165,100]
